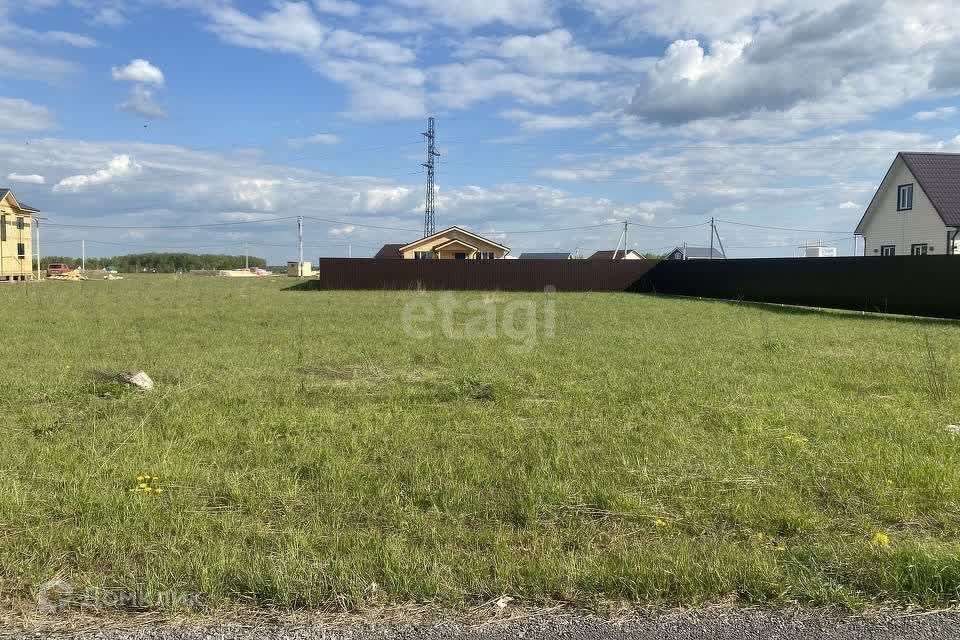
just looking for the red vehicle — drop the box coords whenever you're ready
[46,263,72,276]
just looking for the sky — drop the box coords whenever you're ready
[1,0,959,261]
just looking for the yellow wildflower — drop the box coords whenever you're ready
[155,488,164,494]
[137,476,145,482]
[654,519,668,528]
[871,532,890,548]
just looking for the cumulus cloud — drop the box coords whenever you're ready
[54,154,143,192]
[111,59,165,86]
[839,201,860,209]
[0,97,55,132]
[112,59,168,119]
[624,1,960,129]
[6,173,46,184]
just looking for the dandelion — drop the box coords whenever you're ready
[654,519,668,528]
[871,532,891,548]
[137,476,145,482]
[775,546,786,552]
[155,488,164,494]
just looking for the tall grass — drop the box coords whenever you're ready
[1,276,959,612]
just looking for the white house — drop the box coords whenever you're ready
[855,152,960,256]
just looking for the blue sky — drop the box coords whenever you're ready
[2,0,959,261]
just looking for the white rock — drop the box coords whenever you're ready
[118,370,154,391]
[945,425,960,437]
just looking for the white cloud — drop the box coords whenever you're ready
[913,106,957,121]
[313,0,362,17]
[839,201,860,209]
[389,0,555,29]
[111,59,165,86]
[0,97,55,132]
[623,1,960,130]
[330,224,355,235]
[200,2,423,119]
[501,109,612,131]
[6,173,46,184]
[118,85,168,119]
[54,154,143,192]
[289,133,341,147]
[492,29,649,74]
[0,45,77,79]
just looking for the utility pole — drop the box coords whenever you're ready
[709,217,714,260]
[422,116,440,237]
[624,220,629,254]
[81,239,86,271]
[34,219,41,279]
[297,215,304,278]
[245,242,249,270]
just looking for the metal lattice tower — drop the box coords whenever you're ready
[422,116,440,237]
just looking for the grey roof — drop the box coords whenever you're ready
[899,153,960,227]
[668,246,725,259]
[0,189,8,201]
[589,249,643,260]
[373,243,405,259]
[518,252,571,259]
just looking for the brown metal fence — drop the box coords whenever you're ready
[313,258,657,292]
[309,256,960,320]
[633,256,960,320]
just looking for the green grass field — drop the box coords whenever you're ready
[2,275,960,613]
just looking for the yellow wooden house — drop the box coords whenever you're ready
[375,226,510,260]
[0,189,39,282]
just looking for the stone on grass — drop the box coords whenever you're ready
[946,425,960,437]
[118,370,154,392]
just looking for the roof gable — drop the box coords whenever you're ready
[900,153,960,227]
[399,226,510,253]
[857,153,960,233]
[433,238,479,252]
[0,188,39,214]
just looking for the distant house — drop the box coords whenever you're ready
[589,249,643,260]
[665,246,725,260]
[855,152,960,256]
[374,226,510,259]
[373,244,404,259]
[518,252,572,260]
[0,188,39,282]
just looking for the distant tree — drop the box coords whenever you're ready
[39,253,265,272]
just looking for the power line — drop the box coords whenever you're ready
[43,215,299,230]
[716,219,856,234]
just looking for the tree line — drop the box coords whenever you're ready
[40,253,268,272]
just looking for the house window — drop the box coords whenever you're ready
[16,242,25,258]
[0,215,5,241]
[454,252,467,260]
[475,252,494,260]
[16,216,24,230]
[911,243,928,256]
[897,184,913,211]
[413,251,434,260]
[880,245,896,256]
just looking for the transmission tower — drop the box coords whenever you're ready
[422,116,440,237]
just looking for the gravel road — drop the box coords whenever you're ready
[6,610,959,640]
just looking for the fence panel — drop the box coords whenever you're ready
[313,258,657,292]
[634,256,960,319]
